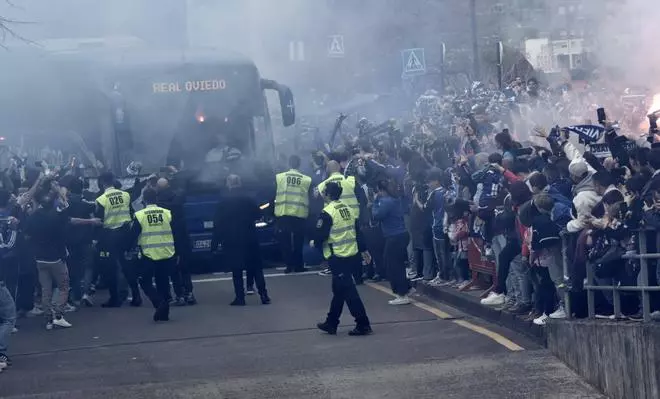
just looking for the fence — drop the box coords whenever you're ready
[568,229,660,322]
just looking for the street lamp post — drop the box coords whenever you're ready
[470,0,480,80]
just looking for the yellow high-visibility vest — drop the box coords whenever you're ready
[317,173,360,218]
[96,188,131,229]
[135,205,175,261]
[275,169,311,219]
[322,200,359,259]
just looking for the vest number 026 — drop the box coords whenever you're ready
[287,176,302,186]
[147,213,164,224]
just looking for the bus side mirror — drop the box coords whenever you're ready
[278,86,295,127]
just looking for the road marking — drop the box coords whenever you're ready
[193,270,319,283]
[365,282,525,352]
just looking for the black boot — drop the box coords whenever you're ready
[260,294,271,305]
[230,297,246,306]
[316,321,337,335]
[153,300,170,321]
[348,325,373,336]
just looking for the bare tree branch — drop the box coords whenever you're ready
[0,15,37,48]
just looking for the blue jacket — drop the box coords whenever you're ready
[427,186,456,240]
[550,179,573,201]
[543,186,572,229]
[471,166,502,209]
[372,195,407,238]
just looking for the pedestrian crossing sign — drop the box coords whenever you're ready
[401,48,426,77]
[328,35,344,58]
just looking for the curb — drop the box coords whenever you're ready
[414,281,547,346]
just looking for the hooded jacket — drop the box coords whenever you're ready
[567,173,601,233]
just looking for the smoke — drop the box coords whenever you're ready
[590,0,660,88]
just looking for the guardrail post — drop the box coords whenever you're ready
[613,285,621,319]
[639,231,651,322]
[586,243,595,319]
[561,233,572,319]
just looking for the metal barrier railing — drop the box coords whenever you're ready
[579,229,660,322]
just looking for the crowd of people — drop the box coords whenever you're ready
[297,76,660,327]
[0,163,204,373]
[2,74,660,374]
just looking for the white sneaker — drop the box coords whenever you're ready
[28,307,44,317]
[533,313,549,326]
[52,317,73,328]
[549,306,567,319]
[245,288,255,295]
[46,322,53,330]
[388,296,412,305]
[0,361,6,370]
[480,292,505,306]
[11,327,18,334]
[457,280,471,290]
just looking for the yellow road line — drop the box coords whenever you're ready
[365,282,525,352]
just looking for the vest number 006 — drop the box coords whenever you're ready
[287,176,302,186]
[339,208,351,221]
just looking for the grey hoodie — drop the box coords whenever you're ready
[567,173,601,233]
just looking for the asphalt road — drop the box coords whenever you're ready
[2,272,605,399]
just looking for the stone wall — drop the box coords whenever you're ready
[546,320,660,399]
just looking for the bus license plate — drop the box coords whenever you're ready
[194,239,212,249]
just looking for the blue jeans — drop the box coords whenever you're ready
[0,283,16,355]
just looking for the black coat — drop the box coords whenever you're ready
[157,188,190,256]
[212,190,262,270]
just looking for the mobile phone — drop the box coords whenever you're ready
[597,108,607,125]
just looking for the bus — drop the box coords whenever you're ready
[0,44,295,259]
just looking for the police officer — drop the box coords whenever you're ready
[95,172,141,307]
[274,155,312,273]
[131,188,176,321]
[316,160,368,282]
[312,182,372,336]
[316,161,362,219]
[212,175,270,306]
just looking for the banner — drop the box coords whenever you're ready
[564,125,606,143]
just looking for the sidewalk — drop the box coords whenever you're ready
[413,280,547,345]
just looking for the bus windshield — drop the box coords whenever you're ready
[112,59,266,175]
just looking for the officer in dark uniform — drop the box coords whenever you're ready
[313,182,372,336]
[212,174,270,306]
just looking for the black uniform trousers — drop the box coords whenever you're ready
[138,256,174,317]
[325,254,370,328]
[171,243,194,298]
[99,227,140,304]
[276,216,306,272]
[225,243,268,299]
